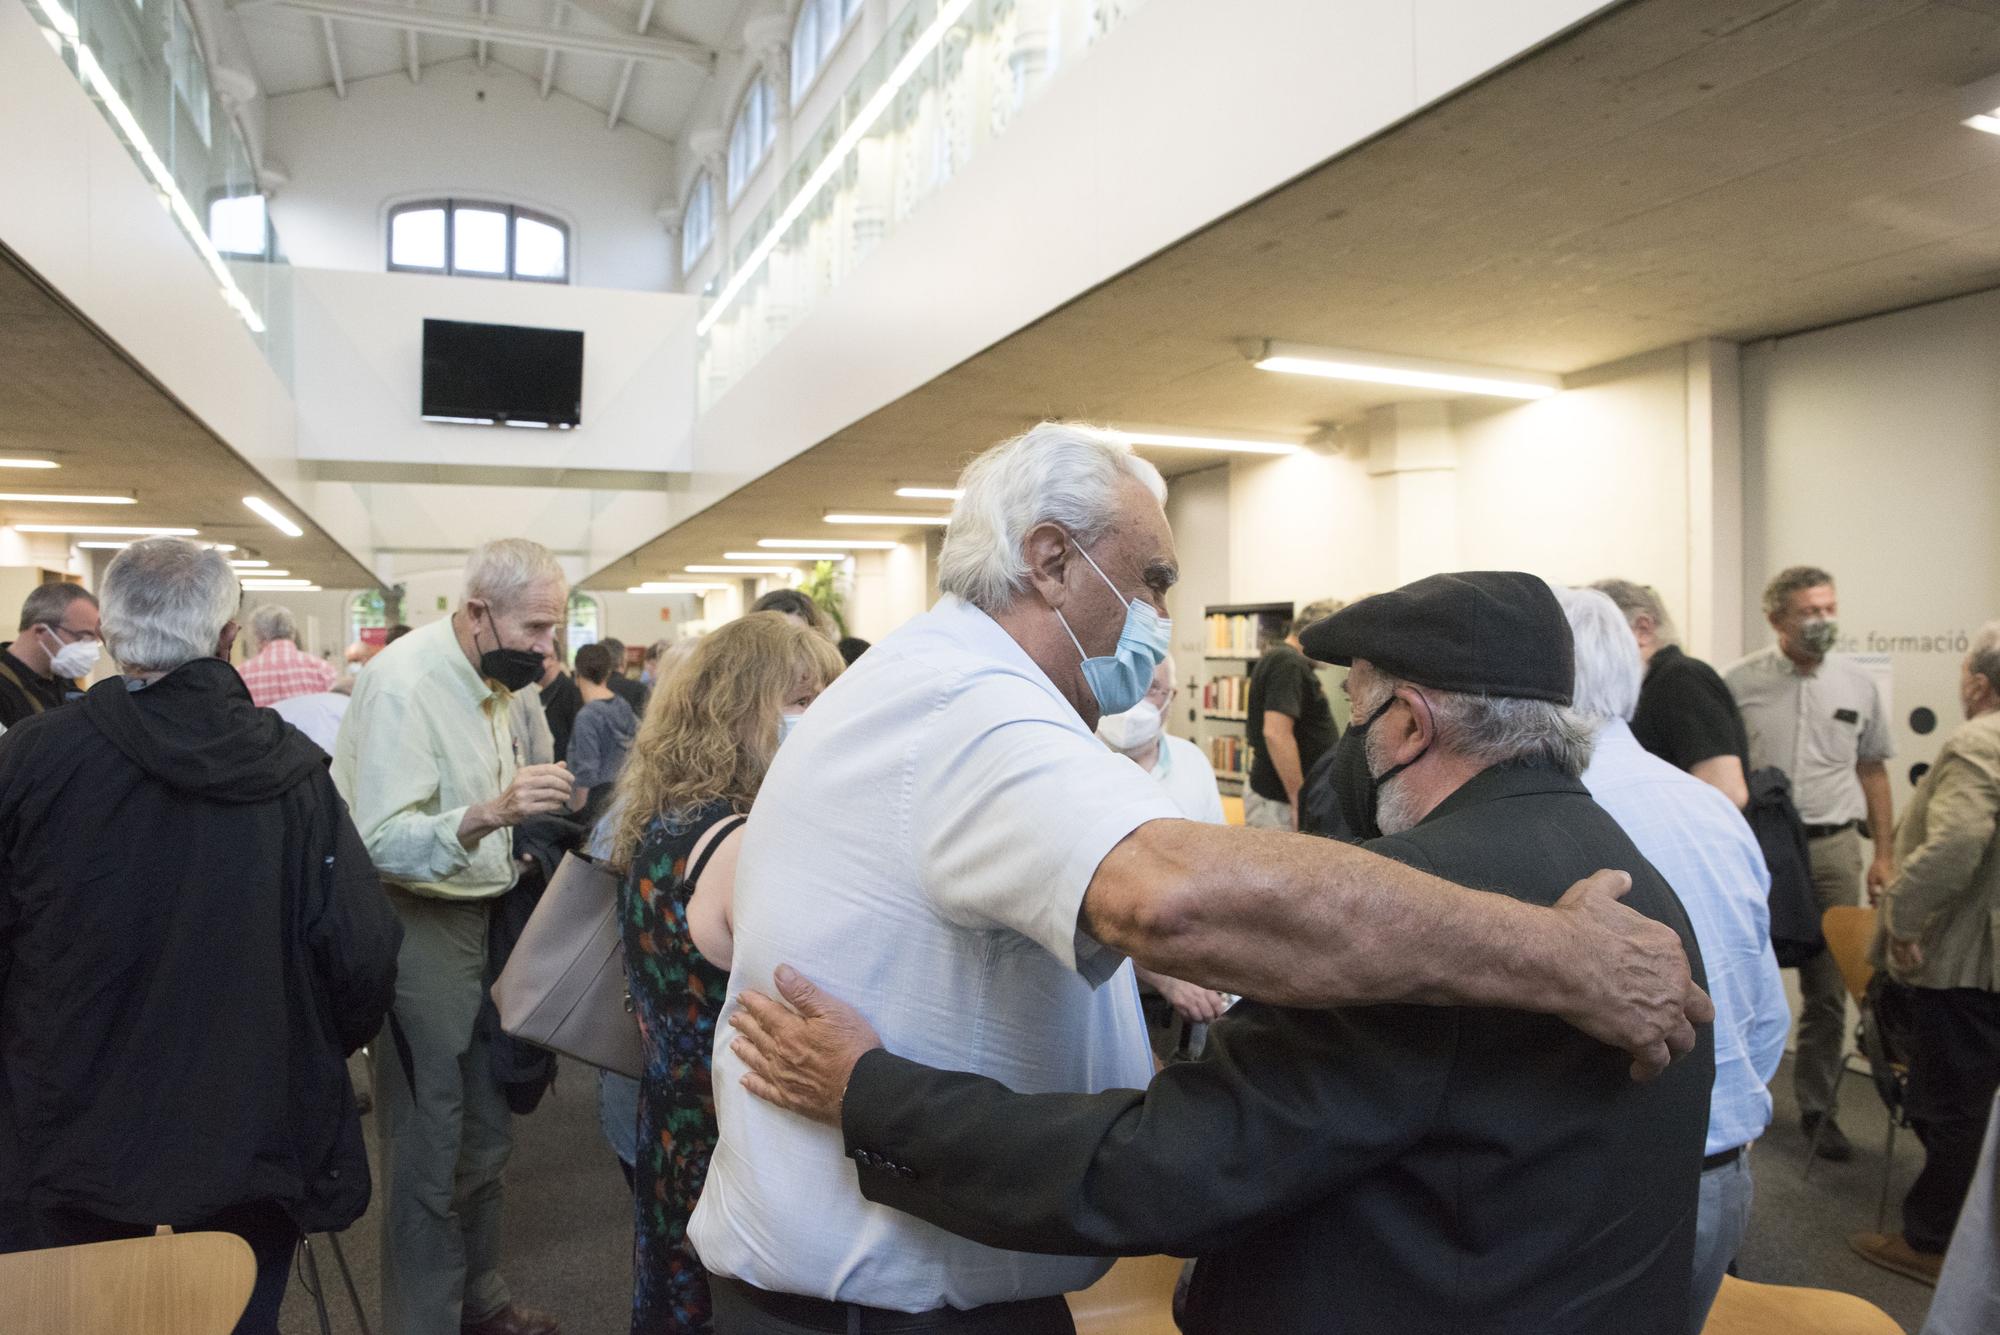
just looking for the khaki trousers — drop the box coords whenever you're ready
[1794,830,1864,1118]
[372,889,514,1335]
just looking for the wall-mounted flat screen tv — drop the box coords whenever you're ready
[421,318,584,429]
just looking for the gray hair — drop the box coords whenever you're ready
[1290,598,1344,642]
[18,582,95,633]
[1358,668,1595,779]
[1970,621,2000,695]
[937,422,1168,613]
[247,603,299,646]
[463,538,565,609]
[100,539,241,673]
[1555,587,1642,725]
[1762,565,1834,619]
[1590,578,1678,647]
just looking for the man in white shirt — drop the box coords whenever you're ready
[1560,588,1791,1333]
[694,423,1712,1334]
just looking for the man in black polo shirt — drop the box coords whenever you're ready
[0,583,100,730]
[1244,598,1341,830]
[1594,579,1748,810]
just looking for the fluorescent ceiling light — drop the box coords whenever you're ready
[1247,340,1561,400]
[241,577,315,588]
[229,559,271,568]
[724,551,846,562]
[630,582,729,594]
[239,569,291,578]
[824,513,951,527]
[894,486,964,500]
[207,544,237,552]
[759,538,901,550]
[33,0,266,334]
[12,523,198,535]
[243,496,305,537]
[0,458,58,469]
[0,492,134,504]
[1117,429,1301,456]
[1967,112,2000,134]
[696,0,975,337]
[76,541,131,550]
[685,564,799,575]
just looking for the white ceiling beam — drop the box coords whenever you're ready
[539,0,560,98]
[604,0,654,130]
[403,0,420,83]
[242,0,713,70]
[318,15,345,97]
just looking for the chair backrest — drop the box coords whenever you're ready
[1068,1253,1184,1335]
[1701,1273,1904,1335]
[0,1230,257,1335]
[1821,905,1878,1006]
[1221,795,1245,827]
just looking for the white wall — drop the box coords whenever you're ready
[264,59,678,292]
[584,0,1615,575]
[1743,286,2000,809]
[291,267,697,473]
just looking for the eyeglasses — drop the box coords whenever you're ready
[43,623,102,643]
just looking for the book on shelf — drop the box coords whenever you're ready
[1200,674,1251,716]
[1206,612,1265,656]
[1205,733,1249,777]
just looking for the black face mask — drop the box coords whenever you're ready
[473,606,544,693]
[1331,693,1431,841]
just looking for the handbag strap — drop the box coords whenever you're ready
[685,814,747,889]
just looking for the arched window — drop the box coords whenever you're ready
[680,173,715,274]
[388,200,570,282]
[566,591,602,651]
[726,78,778,204]
[790,0,863,105]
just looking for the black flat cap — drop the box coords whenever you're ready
[1298,571,1573,705]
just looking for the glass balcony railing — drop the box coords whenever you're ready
[696,0,1150,409]
[22,0,291,380]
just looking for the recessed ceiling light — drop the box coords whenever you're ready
[0,492,135,504]
[824,513,951,526]
[894,486,964,500]
[0,458,59,469]
[1115,429,1302,456]
[207,544,237,553]
[724,551,846,562]
[685,564,799,575]
[758,538,901,550]
[239,569,291,579]
[229,559,271,569]
[243,496,305,537]
[1246,339,1560,400]
[12,523,199,535]
[75,541,131,550]
[630,582,729,594]
[241,578,315,589]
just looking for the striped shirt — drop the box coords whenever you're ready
[238,638,337,708]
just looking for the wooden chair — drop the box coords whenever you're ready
[1701,1272,1903,1334]
[1806,906,1915,1232]
[0,1230,256,1335]
[1068,1253,1184,1335]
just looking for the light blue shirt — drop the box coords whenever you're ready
[1583,720,1790,1156]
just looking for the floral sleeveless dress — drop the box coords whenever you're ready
[619,799,738,1335]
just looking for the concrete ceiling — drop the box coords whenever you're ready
[0,247,378,585]
[590,0,2000,585]
[229,0,746,140]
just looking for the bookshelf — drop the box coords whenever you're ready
[1197,601,1292,789]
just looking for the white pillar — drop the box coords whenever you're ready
[1366,400,1459,586]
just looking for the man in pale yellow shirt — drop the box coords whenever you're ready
[333,538,574,1335]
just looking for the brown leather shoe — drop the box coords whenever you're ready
[1848,1231,1943,1286]
[461,1303,561,1335]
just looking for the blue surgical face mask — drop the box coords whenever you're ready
[1055,537,1172,717]
[778,710,804,747]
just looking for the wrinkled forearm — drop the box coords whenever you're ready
[1082,822,1578,1014]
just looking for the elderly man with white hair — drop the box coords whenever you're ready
[0,539,399,1332]
[688,424,1711,1335]
[237,602,337,708]
[1558,586,1789,1333]
[333,538,575,1335]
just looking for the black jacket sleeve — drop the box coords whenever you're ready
[311,784,403,1054]
[841,998,1455,1259]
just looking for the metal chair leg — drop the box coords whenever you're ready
[1804,1062,1848,1181]
[326,1231,372,1335]
[299,1235,335,1335]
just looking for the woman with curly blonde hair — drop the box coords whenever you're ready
[610,612,843,1335]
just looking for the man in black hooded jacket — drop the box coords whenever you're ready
[0,538,401,1333]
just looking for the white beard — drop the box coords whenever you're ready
[1366,727,1423,836]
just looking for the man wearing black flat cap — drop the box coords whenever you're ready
[728,570,1715,1335]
